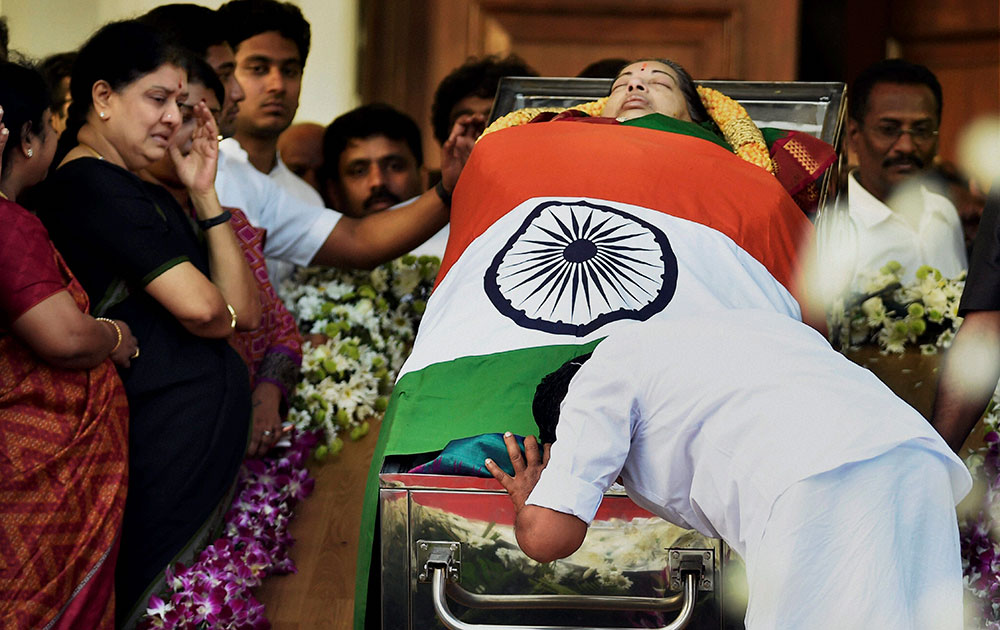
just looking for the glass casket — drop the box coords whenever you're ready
[376,78,846,630]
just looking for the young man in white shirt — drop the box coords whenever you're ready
[216,0,319,201]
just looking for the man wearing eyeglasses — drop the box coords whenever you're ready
[843,59,966,289]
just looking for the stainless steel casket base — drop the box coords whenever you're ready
[379,467,748,630]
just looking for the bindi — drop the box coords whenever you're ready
[641,63,647,71]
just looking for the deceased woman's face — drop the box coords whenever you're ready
[603,61,692,123]
[104,63,187,169]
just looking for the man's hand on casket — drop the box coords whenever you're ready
[486,432,587,563]
[486,432,549,510]
[440,113,486,194]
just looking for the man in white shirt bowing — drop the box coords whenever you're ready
[486,310,970,630]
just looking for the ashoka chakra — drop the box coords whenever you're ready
[484,200,677,336]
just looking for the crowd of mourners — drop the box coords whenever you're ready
[0,1,994,629]
[0,1,497,626]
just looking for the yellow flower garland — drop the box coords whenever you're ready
[696,85,773,173]
[479,97,609,140]
[478,89,775,175]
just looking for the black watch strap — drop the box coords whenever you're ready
[197,209,232,230]
[435,180,452,207]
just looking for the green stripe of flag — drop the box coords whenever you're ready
[385,339,604,456]
[354,339,601,629]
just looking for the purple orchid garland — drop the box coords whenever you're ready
[139,430,319,630]
[961,430,1000,629]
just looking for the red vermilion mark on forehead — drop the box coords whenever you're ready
[641,63,648,71]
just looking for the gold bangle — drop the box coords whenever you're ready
[226,303,237,330]
[95,317,122,353]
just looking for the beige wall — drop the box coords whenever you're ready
[0,0,360,124]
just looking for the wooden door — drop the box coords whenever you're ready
[361,0,801,170]
[889,0,1000,163]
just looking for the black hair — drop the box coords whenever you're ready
[139,3,228,58]
[0,18,9,63]
[322,103,424,180]
[217,0,311,66]
[188,56,225,107]
[430,54,537,144]
[850,58,943,123]
[0,61,52,181]
[532,352,593,445]
[55,20,192,165]
[40,52,77,116]
[577,58,629,79]
[619,58,711,124]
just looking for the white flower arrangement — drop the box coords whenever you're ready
[280,255,440,457]
[828,261,966,354]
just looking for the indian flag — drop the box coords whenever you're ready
[355,119,812,628]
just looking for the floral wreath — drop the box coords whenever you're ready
[479,87,774,174]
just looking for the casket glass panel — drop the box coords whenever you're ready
[489,77,846,148]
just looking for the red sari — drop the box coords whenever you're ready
[0,199,129,630]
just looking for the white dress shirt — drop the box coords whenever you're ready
[217,138,341,284]
[526,310,969,557]
[846,172,966,289]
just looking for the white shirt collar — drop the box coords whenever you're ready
[848,171,893,228]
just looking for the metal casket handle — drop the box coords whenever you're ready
[430,568,699,630]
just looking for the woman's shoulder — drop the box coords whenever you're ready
[43,158,175,223]
[50,157,147,197]
[0,199,64,311]
[0,198,50,243]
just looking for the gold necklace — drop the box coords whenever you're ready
[0,189,9,200]
[78,142,105,160]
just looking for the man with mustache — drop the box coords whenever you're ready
[843,59,965,288]
[322,104,425,219]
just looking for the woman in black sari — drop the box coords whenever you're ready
[37,21,261,627]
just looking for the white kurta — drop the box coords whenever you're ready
[217,138,341,284]
[527,309,970,629]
